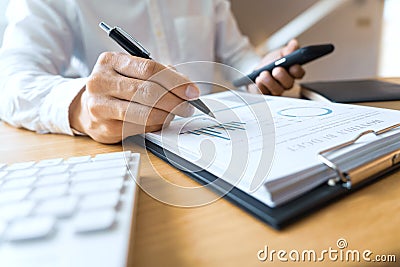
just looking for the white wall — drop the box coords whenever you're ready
[231,0,384,81]
[379,0,400,77]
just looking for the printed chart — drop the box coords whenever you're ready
[277,107,333,118]
[180,121,246,140]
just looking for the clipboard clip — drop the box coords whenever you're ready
[318,123,400,189]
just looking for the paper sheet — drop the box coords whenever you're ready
[145,91,400,206]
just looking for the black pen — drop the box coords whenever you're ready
[99,22,215,118]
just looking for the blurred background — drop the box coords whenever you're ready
[230,0,399,81]
[0,0,399,81]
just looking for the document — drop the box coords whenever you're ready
[145,91,400,207]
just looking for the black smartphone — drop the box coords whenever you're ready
[232,44,334,87]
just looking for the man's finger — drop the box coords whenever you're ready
[281,39,300,56]
[88,73,194,117]
[289,65,305,79]
[256,71,284,95]
[272,67,295,89]
[96,52,200,101]
[86,96,176,126]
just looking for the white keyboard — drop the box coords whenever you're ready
[0,151,140,267]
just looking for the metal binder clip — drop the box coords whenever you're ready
[318,123,400,189]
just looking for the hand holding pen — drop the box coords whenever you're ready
[100,22,215,118]
[69,23,205,144]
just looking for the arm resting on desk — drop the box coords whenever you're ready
[0,1,85,135]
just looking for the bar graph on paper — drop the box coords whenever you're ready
[180,121,246,140]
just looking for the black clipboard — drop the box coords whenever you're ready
[300,79,400,103]
[141,132,400,229]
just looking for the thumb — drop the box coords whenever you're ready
[281,39,300,56]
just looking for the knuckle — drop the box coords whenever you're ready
[115,77,125,94]
[142,60,157,76]
[260,71,269,79]
[86,74,103,93]
[97,52,115,65]
[272,67,285,78]
[138,59,162,78]
[138,82,166,108]
[86,97,103,118]
[263,75,273,86]
[137,81,154,101]
[115,77,130,97]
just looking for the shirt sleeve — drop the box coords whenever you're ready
[0,0,84,135]
[214,0,262,75]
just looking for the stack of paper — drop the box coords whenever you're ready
[145,91,400,207]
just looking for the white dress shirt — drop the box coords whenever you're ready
[0,0,260,135]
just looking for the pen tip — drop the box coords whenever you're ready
[208,112,216,119]
[99,22,111,33]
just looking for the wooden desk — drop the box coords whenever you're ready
[1,81,400,266]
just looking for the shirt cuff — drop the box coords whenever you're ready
[39,77,87,135]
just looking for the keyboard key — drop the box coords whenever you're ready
[39,165,69,176]
[80,191,120,210]
[5,161,35,171]
[70,167,126,182]
[127,158,140,180]
[73,209,115,233]
[0,188,31,204]
[0,151,140,250]
[35,196,78,218]
[1,177,36,190]
[36,173,69,186]
[70,178,124,195]
[0,201,35,221]
[5,168,39,180]
[94,151,131,161]
[35,158,63,168]
[66,155,91,164]
[30,184,68,200]
[5,216,56,241]
[71,160,127,172]
[129,153,140,164]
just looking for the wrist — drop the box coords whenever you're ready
[69,88,87,135]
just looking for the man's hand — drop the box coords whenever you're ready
[69,52,199,144]
[248,39,306,95]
